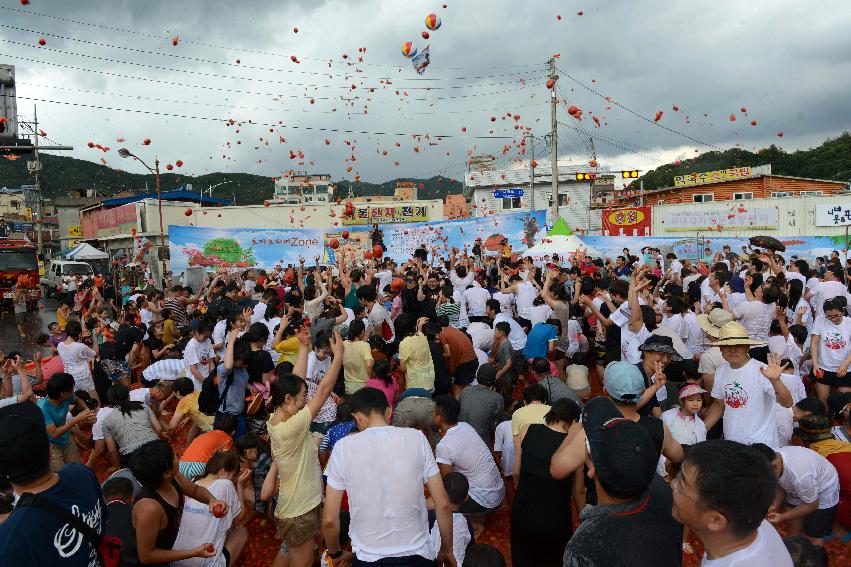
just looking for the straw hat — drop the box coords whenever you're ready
[709,321,765,346]
[697,308,734,338]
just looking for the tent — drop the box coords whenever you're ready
[525,234,599,261]
[59,243,109,261]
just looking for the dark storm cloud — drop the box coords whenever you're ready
[1,0,849,183]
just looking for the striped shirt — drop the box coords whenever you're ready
[163,297,190,329]
[436,302,462,328]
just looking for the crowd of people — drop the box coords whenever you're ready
[1,242,850,567]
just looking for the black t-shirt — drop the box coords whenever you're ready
[244,349,274,384]
[564,476,682,567]
[104,501,133,545]
[116,324,145,357]
[99,340,124,361]
[400,287,423,319]
[601,303,621,351]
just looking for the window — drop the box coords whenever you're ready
[558,194,569,206]
[733,192,753,200]
[801,191,823,197]
[693,194,714,203]
[502,197,521,210]
[771,192,792,198]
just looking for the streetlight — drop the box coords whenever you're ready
[118,148,165,288]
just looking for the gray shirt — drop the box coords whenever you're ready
[102,406,160,455]
[216,363,249,415]
[458,385,504,449]
[495,340,517,381]
[538,376,583,408]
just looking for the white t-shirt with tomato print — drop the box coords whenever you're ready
[711,358,781,449]
[812,316,851,372]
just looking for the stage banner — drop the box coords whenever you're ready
[579,235,850,263]
[168,211,546,273]
[601,206,652,236]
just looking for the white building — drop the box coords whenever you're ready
[273,172,334,205]
[464,162,613,234]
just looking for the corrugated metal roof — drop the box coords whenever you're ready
[100,186,229,207]
[464,164,611,188]
[643,174,848,196]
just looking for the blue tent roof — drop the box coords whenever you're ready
[101,185,230,207]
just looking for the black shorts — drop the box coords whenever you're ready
[458,495,498,517]
[223,547,231,566]
[802,504,837,538]
[816,370,851,389]
[594,347,608,364]
[454,359,478,386]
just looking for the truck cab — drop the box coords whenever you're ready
[0,238,41,311]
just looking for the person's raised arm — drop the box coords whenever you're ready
[306,330,344,418]
[761,353,793,408]
[550,427,587,480]
[628,268,650,333]
[743,274,756,302]
[221,326,238,375]
[580,295,613,328]
[293,325,310,379]
[297,258,306,292]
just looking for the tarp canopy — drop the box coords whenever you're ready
[548,217,574,237]
[525,234,599,261]
[59,242,109,261]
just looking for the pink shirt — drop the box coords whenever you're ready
[366,376,399,409]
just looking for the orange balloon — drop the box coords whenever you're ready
[372,245,384,258]
[329,239,340,249]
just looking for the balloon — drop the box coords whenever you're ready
[391,277,405,292]
[143,138,151,145]
[175,159,183,167]
[263,200,270,207]
[38,38,46,46]
[166,164,174,171]
[777,131,784,137]
[422,31,430,39]
[183,208,192,217]
[654,111,663,122]
[568,106,579,116]
[546,78,555,89]
[363,251,373,260]
[589,159,597,167]
[329,238,340,249]
[373,245,384,258]
[341,230,350,239]
[402,42,417,58]
[425,13,441,30]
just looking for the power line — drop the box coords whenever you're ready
[15,95,520,140]
[554,64,724,151]
[0,30,546,88]
[0,5,544,73]
[2,52,538,104]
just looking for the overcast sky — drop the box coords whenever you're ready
[2,0,850,187]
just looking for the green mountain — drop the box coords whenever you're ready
[633,132,851,191]
[0,153,463,205]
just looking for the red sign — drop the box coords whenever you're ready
[602,206,652,236]
[83,204,138,239]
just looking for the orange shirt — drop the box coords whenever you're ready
[180,430,233,463]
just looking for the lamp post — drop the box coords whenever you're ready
[118,148,165,288]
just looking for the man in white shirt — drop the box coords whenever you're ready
[358,285,394,342]
[672,440,793,566]
[323,388,456,566]
[753,444,841,546]
[432,395,504,523]
[806,265,851,319]
[703,322,793,449]
[486,299,526,350]
[667,253,683,278]
[463,282,491,321]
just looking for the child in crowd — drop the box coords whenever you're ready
[234,432,274,517]
[366,359,399,409]
[37,372,96,472]
[429,472,473,567]
[494,410,517,506]
[183,322,215,391]
[161,376,214,444]
[102,476,135,547]
[179,413,237,479]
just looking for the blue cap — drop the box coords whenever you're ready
[604,361,645,403]
[729,276,745,293]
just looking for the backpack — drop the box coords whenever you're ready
[198,367,233,416]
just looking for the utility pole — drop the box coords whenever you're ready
[528,133,535,211]
[548,57,559,225]
[33,104,42,257]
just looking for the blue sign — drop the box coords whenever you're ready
[493,188,525,199]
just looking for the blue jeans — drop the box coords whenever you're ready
[352,556,435,567]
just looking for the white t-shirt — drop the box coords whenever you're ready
[785,271,806,286]
[526,304,553,328]
[142,358,186,384]
[785,298,813,331]
[375,270,393,294]
[609,304,651,364]
[212,320,227,349]
[264,316,281,363]
[711,358,781,448]
[368,303,394,342]
[776,446,840,509]
[449,271,474,295]
[466,321,494,351]
[183,338,215,391]
[682,273,700,294]
[435,422,505,509]
[428,513,471,567]
[767,335,787,356]
[669,259,683,277]
[812,315,851,371]
[493,420,515,476]
[701,520,792,567]
[726,292,747,313]
[129,387,152,409]
[733,301,774,343]
[243,279,256,295]
[779,373,806,405]
[57,341,95,387]
[698,347,726,375]
[514,282,539,319]
[91,407,115,441]
[783,338,804,376]
[661,408,706,446]
[464,286,491,318]
[493,313,526,350]
[325,426,439,563]
[172,478,243,567]
[306,353,336,424]
[251,301,268,324]
[682,311,706,355]
[810,280,851,318]
[491,292,515,315]
[666,313,686,340]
